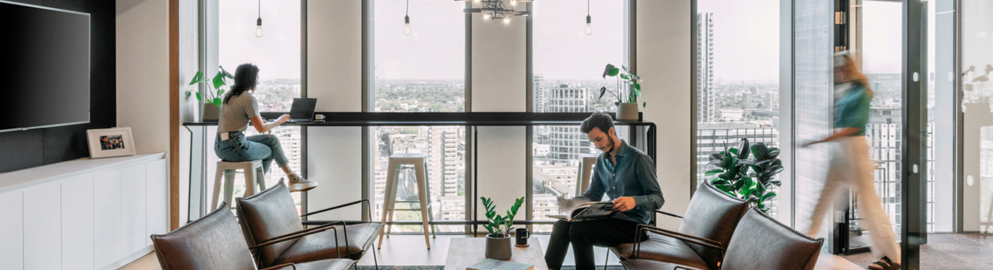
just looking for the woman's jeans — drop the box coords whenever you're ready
[807,136,900,261]
[214,131,288,174]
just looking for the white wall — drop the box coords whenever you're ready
[308,0,363,112]
[117,0,170,155]
[471,10,527,112]
[638,0,692,230]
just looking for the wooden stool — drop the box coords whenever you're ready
[576,155,599,196]
[378,154,437,249]
[212,160,267,210]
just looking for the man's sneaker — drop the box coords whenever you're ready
[868,256,900,270]
[287,174,318,192]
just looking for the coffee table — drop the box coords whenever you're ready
[445,238,548,270]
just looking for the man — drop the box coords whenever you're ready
[544,112,665,270]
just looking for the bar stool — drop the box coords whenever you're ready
[576,155,599,196]
[212,160,267,210]
[378,154,437,249]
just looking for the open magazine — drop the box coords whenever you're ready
[548,198,617,222]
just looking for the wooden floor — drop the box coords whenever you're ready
[120,234,865,269]
[841,233,993,269]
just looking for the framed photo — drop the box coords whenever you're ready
[87,127,136,159]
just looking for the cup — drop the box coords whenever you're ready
[515,228,530,247]
[315,114,325,122]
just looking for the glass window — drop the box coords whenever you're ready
[372,0,467,233]
[217,0,303,208]
[695,0,781,217]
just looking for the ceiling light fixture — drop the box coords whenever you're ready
[457,0,532,22]
[255,0,263,38]
[404,0,411,35]
[585,0,592,35]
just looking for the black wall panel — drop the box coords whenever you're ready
[0,0,115,173]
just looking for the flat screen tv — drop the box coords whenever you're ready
[0,1,90,132]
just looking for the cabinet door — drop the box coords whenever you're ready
[94,170,123,269]
[122,163,147,255]
[63,175,95,270]
[24,182,62,270]
[0,191,23,270]
[146,159,168,246]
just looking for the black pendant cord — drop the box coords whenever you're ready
[406,0,409,17]
[258,0,261,18]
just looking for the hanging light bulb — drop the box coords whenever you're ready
[585,0,592,35]
[255,0,262,38]
[511,0,517,5]
[483,13,491,20]
[503,17,510,24]
[404,0,411,35]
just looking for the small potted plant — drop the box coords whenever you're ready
[480,196,524,260]
[599,64,644,121]
[186,66,233,121]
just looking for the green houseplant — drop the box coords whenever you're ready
[186,66,233,121]
[598,63,644,121]
[705,138,783,213]
[480,196,524,260]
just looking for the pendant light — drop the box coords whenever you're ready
[255,0,263,38]
[585,0,592,35]
[404,0,411,35]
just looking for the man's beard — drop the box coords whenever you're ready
[604,135,615,154]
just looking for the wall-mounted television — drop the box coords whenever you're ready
[0,1,90,132]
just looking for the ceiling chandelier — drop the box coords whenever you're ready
[457,0,532,23]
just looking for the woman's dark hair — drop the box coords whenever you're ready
[580,111,615,135]
[223,63,260,104]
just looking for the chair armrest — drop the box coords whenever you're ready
[633,224,725,262]
[302,199,374,222]
[261,263,297,270]
[655,210,684,219]
[252,221,345,257]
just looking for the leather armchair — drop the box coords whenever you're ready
[610,182,750,270]
[622,209,823,270]
[237,181,383,269]
[150,203,355,270]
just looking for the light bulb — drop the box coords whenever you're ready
[511,0,517,5]
[404,16,411,35]
[256,18,263,38]
[483,13,490,20]
[585,15,592,35]
[503,17,510,24]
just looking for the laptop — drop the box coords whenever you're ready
[287,98,317,123]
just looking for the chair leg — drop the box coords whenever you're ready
[378,161,397,248]
[212,168,224,209]
[244,166,256,197]
[603,249,610,270]
[223,170,236,207]
[414,162,431,250]
[256,166,267,191]
[372,243,380,270]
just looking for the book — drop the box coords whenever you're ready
[467,259,534,270]
[547,200,617,222]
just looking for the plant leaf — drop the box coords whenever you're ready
[607,68,620,77]
[602,64,617,78]
[189,71,203,85]
[642,102,646,108]
[195,92,202,102]
[599,87,607,99]
[212,71,228,90]
[620,74,630,80]
[705,169,724,176]
[212,98,222,107]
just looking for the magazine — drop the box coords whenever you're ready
[548,199,617,222]
[467,259,533,270]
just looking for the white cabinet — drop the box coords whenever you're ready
[146,159,168,245]
[94,170,124,269]
[0,191,23,270]
[62,175,95,270]
[24,182,62,270]
[122,164,147,255]
[0,153,166,270]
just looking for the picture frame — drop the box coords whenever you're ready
[86,127,136,159]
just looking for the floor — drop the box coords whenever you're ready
[841,233,993,269]
[121,234,865,270]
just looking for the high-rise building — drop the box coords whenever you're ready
[534,75,547,113]
[547,84,593,164]
[695,122,778,184]
[696,13,716,123]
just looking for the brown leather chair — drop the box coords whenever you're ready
[237,181,383,269]
[150,203,355,270]
[622,209,824,270]
[610,182,750,270]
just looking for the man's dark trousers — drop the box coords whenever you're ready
[544,218,644,270]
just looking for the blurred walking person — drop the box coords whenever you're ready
[803,52,900,270]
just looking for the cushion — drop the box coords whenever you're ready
[612,234,711,270]
[621,259,701,270]
[277,259,356,270]
[723,210,824,270]
[678,182,749,269]
[150,204,256,270]
[275,223,384,263]
[237,181,306,267]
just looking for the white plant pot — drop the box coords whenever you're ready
[201,103,220,121]
[616,103,640,121]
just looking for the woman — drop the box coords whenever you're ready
[214,63,317,192]
[803,53,899,270]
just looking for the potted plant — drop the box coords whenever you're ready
[480,196,524,260]
[186,66,233,121]
[705,138,783,213]
[599,63,644,121]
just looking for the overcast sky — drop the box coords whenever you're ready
[218,0,901,82]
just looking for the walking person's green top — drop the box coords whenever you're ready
[834,84,873,136]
